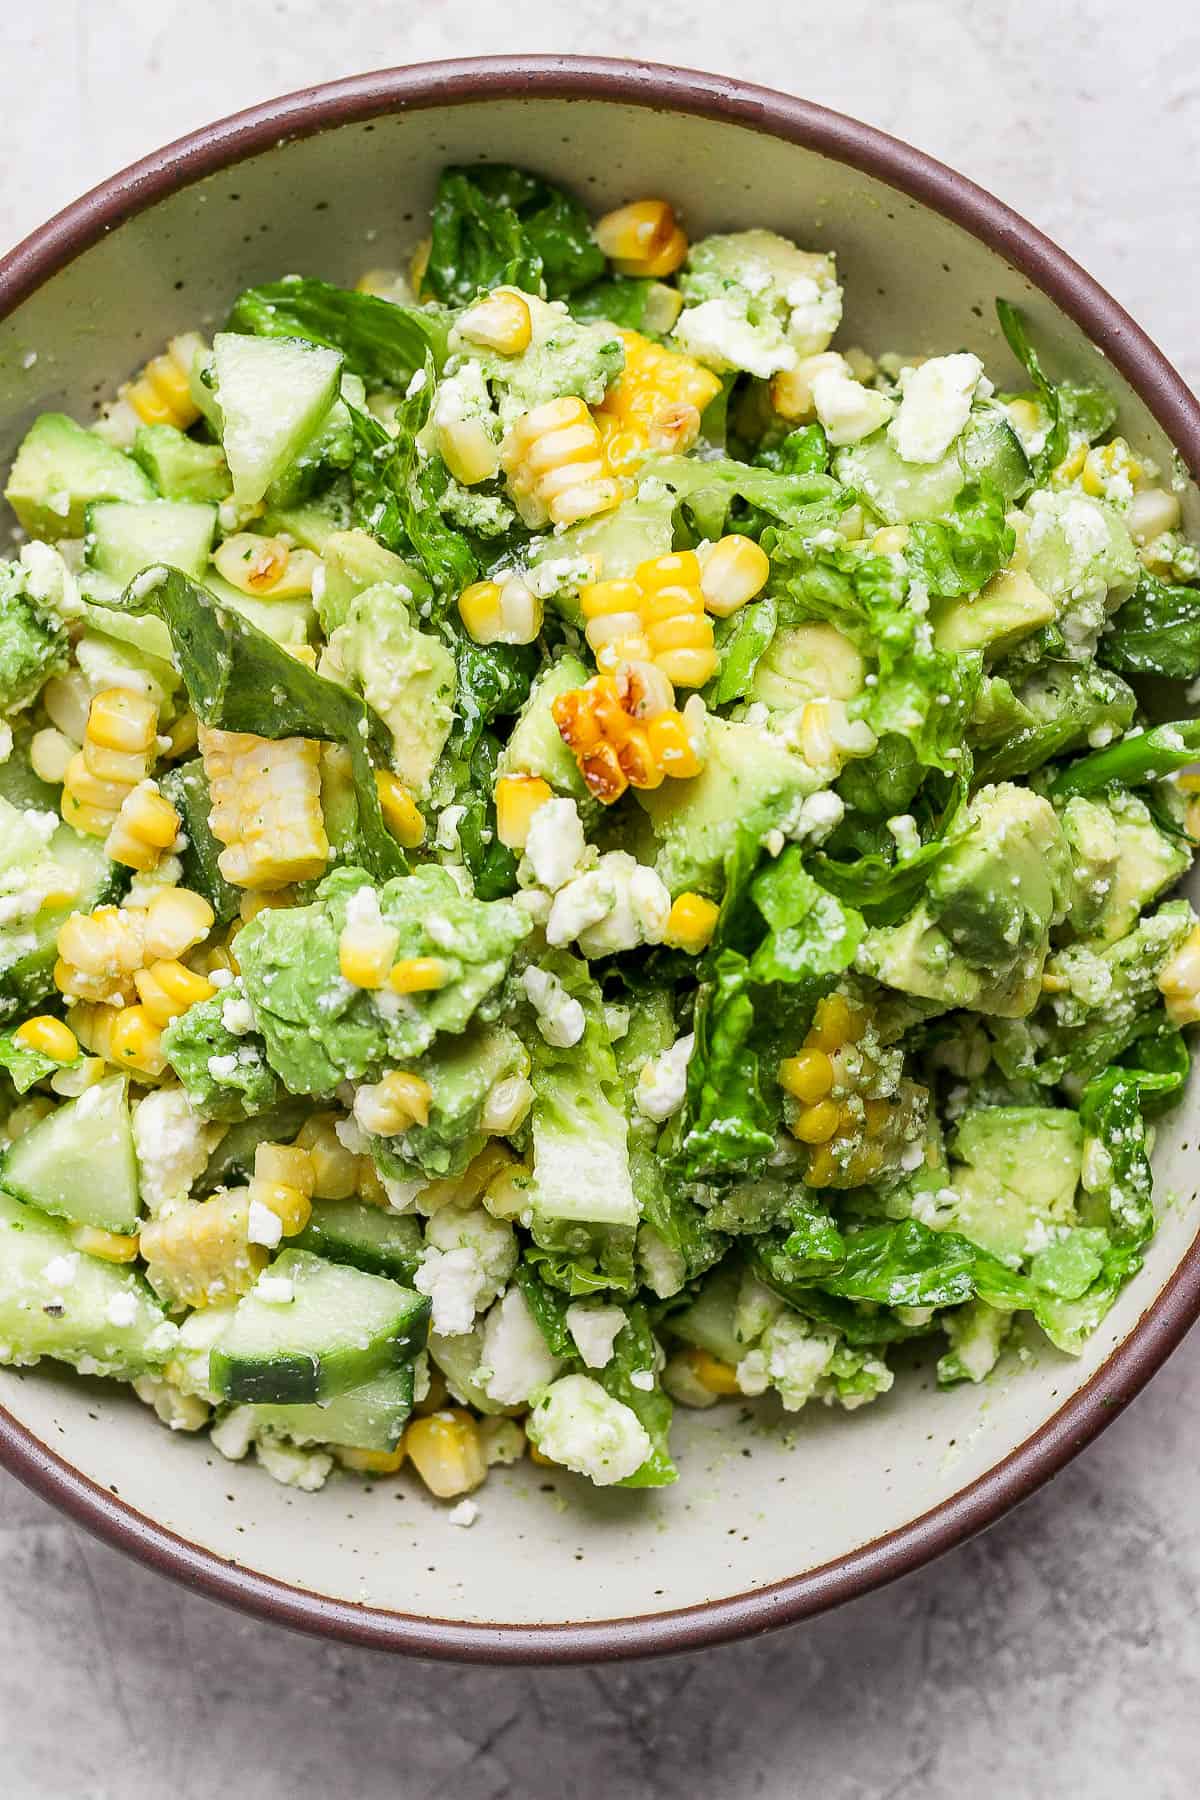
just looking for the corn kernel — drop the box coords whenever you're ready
[339,1443,407,1475]
[458,576,542,647]
[14,1015,79,1063]
[404,1409,487,1498]
[295,1113,360,1200]
[339,921,401,990]
[72,1224,140,1262]
[808,994,862,1052]
[106,781,182,872]
[143,887,215,961]
[134,959,215,1026]
[388,957,447,995]
[594,200,686,276]
[106,1005,167,1078]
[793,1099,841,1144]
[663,892,720,954]
[595,330,720,470]
[30,728,76,786]
[680,1346,742,1396]
[375,771,425,848]
[778,1047,834,1104]
[1159,925,1200,1026]
[123,333,207,431]
[212,533,316,597]
[248,1178,312,1236]
[86,689,158,755]
[494,774,553,850]
[500,396,621,530]
[1128,487,1182,544]
[458,288,533,356]
[645,711,704,778]
[698,535,771,617]
[479,1075,534,1136]
[354,1071,433,1136]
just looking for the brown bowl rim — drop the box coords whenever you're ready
[1,54,1199,1665]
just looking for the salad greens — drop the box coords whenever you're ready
[0,162,1196,1506]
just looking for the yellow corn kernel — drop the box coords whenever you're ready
[583,551,717,690]
[106,781,182,872]
[163,711,199,762]
[1053,442,1088,485]
[355,1156,389,1207]
[594,200,687,276]
[71,1224,140,1263]
[86,689,158,754]
[124,333,207,430]
[30,727,76,786]
[581,577,648,670]
[1158,925,1200,1026]
[1005,396,1043,437]
[778,1047,835,1104]
[339,1443,407,1475]
[60,791,114,838]
[458,288,533,356]
[356,267,414,302]
[62,753,128,815]
[55,905,146,1003]
[457,575,542,647]
[436,415,501,487]
[14,1015,79,1063]
[680,1346,742,1396]
[374,771,424,849]
[645,709,704,779]
[212,533,318,598]
[663,892,720,954]
[1081,438,1143,498]
[792,1099,841,1145]
[339,920,401,991]
[140,1191,265,1309]
[595,329,720,470]
[248,1178,313,1236]
[494,774,553,850]
[238,889,295,924]
[354,1070,433,1136]
[698,535,771,618]
[769,351,850,422]
[479,1075,534,1138]
[134,959,216,1026]
[499,396,621,529]
[143,887,215,962]
[1128,486,1182,545]
[295,1112,360,1201]
[388,957,447,995]
[419,1142,516,1218]
[200,726,329,890]
[404,1409,487,1499]
[106,1005,167,1079]
[621,659,676,720]
[808,993,863,1053]
[863,1097,891,1137]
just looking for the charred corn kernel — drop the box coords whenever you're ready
[123,332,207,429]
[552,673,703,803]
[71,1224,140,1263]
[1053,442,1088,485]
[594,200,686,276]
[457,575,542,646]
[1081,438,1143,497]
[436,415,501,486]
[295,1114,361,1200]
[87,689,158,754]
[620,659,675,720]
[458,287,533,355]
[1128,486,1182,544]
[682,1346,742,1396]
[404,1409,487,1499]
[200,725,329,890]
[30,728,76,785]
[500,396,621,529]
[1158,925,1200,1026]
[779,1047,835,1104]
[413,1367,449,1418]
[14,1016,79,1063]
[808,993,863,1053]
[354,1071,432,1136]
[339,1443,407,1475]
[134,959,216,1026]
[792,1099,842,1144]
[143,887,215,961]
[212,532,318,597]
[55,905,146,1003]
[769,350,851,422]
[388,957,447,995]
[338,920,401,990]
[595,329,720,470]
[106,781,181,872]
[495,774,553,849]
[140,1191,265,1309]
[479,1074,534,1136]
[374,771,424,848]
[698,535,771,618]
[663,892,720,954]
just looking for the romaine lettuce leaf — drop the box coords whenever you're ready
[904,480,1014,599]
[427,165,604,306]
[227,278,450,387]
[1100,571,1200,679]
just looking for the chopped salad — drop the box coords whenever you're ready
[0,165,1197,1504]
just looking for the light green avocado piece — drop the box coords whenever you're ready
[455,290,624,420]
[1060,796,1121,937]
[674,229,839,371]
[5,413,154,539]
[1062,791,1188,945]
[931,566,1057,657]
[161,985,284,1122]
[373,1023,527,1181]
[1023,490,1139,648]
[537,477,676,619]
[945,1106,1083,1261]
[314,529,428,634]
[750,621,865,711]
[636,713,821,897]
[327,581,455,796]
[497,653,591,798]
[131,425,232,504]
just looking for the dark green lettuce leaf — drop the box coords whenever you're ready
[748,850,866,986]
[227,278,449,388]
[1100,571,1200,679]
[427,165,604,305]
[995,299,1069,482]
[1048,718,1200,800]
[674,950,775,1181]
[904,480,1014,599]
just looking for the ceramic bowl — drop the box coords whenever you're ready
[1,56,1198,1664]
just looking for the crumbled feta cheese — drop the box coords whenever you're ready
[526,1374,651,1486]
[104,1290,139,1329]
[522,797,586,892]
[636,1032,694,1123]
[889,353,985,464]
[790,789,845,843]
[565,1301,627,1369]
[785,270,844,356]
[206,1053,238,1081]
[546,852,669,956]
[247,1199,284,1247]
[42,1253,79,1288]
[221,994,255,1036]
[629,1370,655,1392]
[522,964,585,1048]
[811,367,894,446]
[480,1287,561,1404]
[254,1275,295,1305]
[435,804,467,855]
[674,296,796,379]
[210,1406,257,1462]
[448,1497,479,1527]
[414,1245,486,1335]
[255,1437,333,1492]
[638,1224,686,1300]
[133,1086,221,1216]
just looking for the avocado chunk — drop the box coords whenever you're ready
[132,424,232,503]
[497,653,591,799]
[1023,490,1139,653]
[636,713,821,896]
[314,529,429,635]
[326,582,455,796]
[1062,790,1188,944]
[750,622,865,711]
[6,413,154,538]
[372,1023,527,1181]
[944,1105,1083,1260]
[931,566,1056,657]
[0,560,67,712]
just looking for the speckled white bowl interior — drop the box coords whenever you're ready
[1,62,1198,1660]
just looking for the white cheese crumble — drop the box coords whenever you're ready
[480,1287,560,1403]
[545,852,670,957]
[447,1498,479,1528]
[221,994,255,1036]
[811,367,894,446]
[522,797,586,892]
[635,1033,695,1123]
[206,1053,238,1081]
[888,353,986,464]
[254,1275,295,1305]
[565,1301,627,1370]
[132,1086,220,1217]
[104,1290,139,1329]
[42,1253,79,1288]
[247,1199,284,1248]
[414,1245,485,1336]
[522,964,585,1048]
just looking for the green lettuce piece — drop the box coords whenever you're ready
[162,988,284,1121]
[904,480,1015,599]
[675,950,774,1181]
[753,424,831,476]
[1048,718,1200,801]
[568,276,661,330]
[0,1024,78,1094]
[972,662,1136,784]
[0,561,68,712]
[427,165,604,305]
[1099,571,1200,679]
[647,452,846,543]
[995,299,1069,482]
[703,596,778,708]
[227,278,450,387]
[100,566,404,883]
[513,1262,575,1357]
[748,850,866,986]
[599,1305,676,1488]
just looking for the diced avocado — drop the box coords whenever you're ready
[264,377,361,511]
[0,1190,174,1377]
[455,290,623,421]
[260,493,353,559]
[637,713,820,896]
[85,498,217,587]
[293,1201,422,1284]
[944,1106,1083,1260]
[159,760,241,924]
[5,413,154,539]
[1024,490,1139,651]
[538,477,676,616]
[373,1023,527,1182]
[497,653,591,798]
[162,988,284,1121]
[750,621,865,711]
[0,1076,139,1234]
[972,661,1137,785]
[0,816,121,1020]
[212,333,343,507]
[0,560,67,712]
[326,582,455,796]
[132,424,232,503]
[315,528,428,634]
[1061,790,1188,946]
[931,567,1056,657]
[250,1363,415,1451]
[675,229,841,373]
[1060,795,1121,938]
[203,571,312,645]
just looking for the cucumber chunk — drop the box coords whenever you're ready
[208,1248,430,1404]
[4,413,154,539]
[250,1363,415,1451]
[86,498,217,587]
[132,424,232,503]
[0,826,121,1020]
[0,1076,139,1233]
[0,1190,173,1375]
[293,1201,423,1284]
[212,333,343,507]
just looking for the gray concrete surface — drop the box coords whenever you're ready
[2,2,1199,1794]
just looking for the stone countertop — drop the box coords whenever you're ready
[2,4,1199,1794]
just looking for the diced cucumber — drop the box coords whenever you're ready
[208,1248,430,1404]
[159,759,241,923]
[0,826,121,1019]
[196,1103,310,1195]
[4,413,154,539]
[0,1190,174,1376]
[261,496,352,560]
[0,1075,139,1233]
[0,726,59,812]
[960,408,1032,502]
[132,424,232,503]
[293,1200,423,1284]
[834,433,965,524]
[212,333,343,507]
[263,391,358,511]
[85,499,217,587]
[250,1363,414,1451]
[203,572,313,645]
[666,1264,744,1366]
